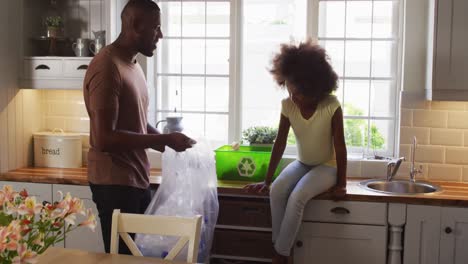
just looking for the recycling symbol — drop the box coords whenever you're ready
[237,157,256,177]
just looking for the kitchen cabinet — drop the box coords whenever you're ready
[426,0,468,100]
[20,0,108,89]
[53,184,105,253]
[211,195,274,263]
[21,57,92,89]
[440,207,468,263]
[404,205,468,264]
[294,201,388,264]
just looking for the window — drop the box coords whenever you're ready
[153,0,402,158]
[312,0,402,158]
[154,0,231,148]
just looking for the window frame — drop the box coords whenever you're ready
[153,0,404,158]
[307,0,404,158]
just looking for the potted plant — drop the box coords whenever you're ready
[44,16,63,38]
[0,185,96,263]
[242,126,278,147]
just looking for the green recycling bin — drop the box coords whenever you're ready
[214,145,282,182]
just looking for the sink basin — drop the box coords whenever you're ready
[359,179,442,195]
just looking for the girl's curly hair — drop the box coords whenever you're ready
[270,40,338,102]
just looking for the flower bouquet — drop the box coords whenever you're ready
[0,185,97,264]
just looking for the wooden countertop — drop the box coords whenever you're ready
[38,247,193,264]
[3,167,468,206]
[1,167,162,186]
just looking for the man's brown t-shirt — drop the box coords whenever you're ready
[83,45,150,189]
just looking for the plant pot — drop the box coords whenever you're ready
[47,27,60,38]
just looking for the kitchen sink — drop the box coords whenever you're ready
[359,179,442,195]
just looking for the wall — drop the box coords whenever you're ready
[393,0,468,183]
[41,90,89,133]
[0,1,42,173]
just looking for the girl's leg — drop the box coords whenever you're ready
[274,165,337,256]
[270,160,311,243]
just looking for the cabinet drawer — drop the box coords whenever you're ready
[24,59,62,78]
[303,200,387,225]
[212,229,273,259]
[217,197,271,228]
[295,222,387,264]
[63,59,91,77]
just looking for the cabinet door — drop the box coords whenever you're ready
[403,205,441,264]
[440,207,468,264]
[294,222,387,264]
[432,0,468,100]
[53,184,104,253]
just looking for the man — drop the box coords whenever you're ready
[83,0,194,254]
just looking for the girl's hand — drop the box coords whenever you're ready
[243,182,270,194]
[329,185,347,200]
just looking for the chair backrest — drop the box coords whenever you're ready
[110,209,202,263]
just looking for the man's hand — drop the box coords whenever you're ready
[243,181,270,194]
[167,132,196,152]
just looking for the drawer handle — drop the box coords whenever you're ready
[330,207,350,214]
[296,240,303,248]
[77,65,88,70]
[35,64,50,70]
[445,227,453,234]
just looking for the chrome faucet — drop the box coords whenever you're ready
[387,157,405,181]
[409,136,423,182]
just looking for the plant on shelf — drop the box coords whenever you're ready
[44,16,63,38]
[242,126,278,145]
[0,185,96,264]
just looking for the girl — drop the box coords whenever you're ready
[245,41,347,264]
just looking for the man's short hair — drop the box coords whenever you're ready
[121,0,160,20]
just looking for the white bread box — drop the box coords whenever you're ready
[33,130,83,168]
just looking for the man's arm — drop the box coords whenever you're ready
[147,123,161,134]
[91,108,192,152]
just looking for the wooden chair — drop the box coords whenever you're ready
[110,209,202,263]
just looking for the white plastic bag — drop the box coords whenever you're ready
[135,140,219,263]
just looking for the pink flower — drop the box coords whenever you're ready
[0,226,11,251]
[5,201,18,215]
[67,197,85,215]
[12,243,38,264]
[17,197,42,217]
[79,208,97,232]
[1,185,19,202]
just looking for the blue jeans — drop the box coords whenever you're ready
[270,160,337,256]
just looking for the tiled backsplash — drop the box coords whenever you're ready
[42,90,89,133]
[399,100,468,182]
